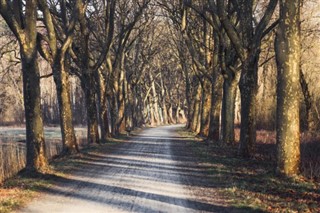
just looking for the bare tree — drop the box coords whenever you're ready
[37,0,84,154]
[0,0,47,172]
[215,0,278,157]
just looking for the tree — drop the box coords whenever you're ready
[216,0,278,157]
[0,0,47,172]
[69,0,116,143]
[37,0,83,154]
[275,0,301,176]
[111,0,150,135]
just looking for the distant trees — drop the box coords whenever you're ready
[0,0,318,178]
[0,26,23,123]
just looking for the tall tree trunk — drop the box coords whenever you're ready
[116,59,126,134]
[125,75,133,131]
[148,97,156,126]
[208,74,223,141]
[238,56,259,157]
[300,69,313,131]
[97,68,110,143]
[0,0,49,173]
[83,74,99,144]
[161,97,169,125]
[36,0,82,153]
[4,0,50,172]
[187,77,197,129]
[182,61,191,128]
[221,70,240,144]
[22,52,48,172]
[176,104,181,123]
[160,73,169,125]
[53,52,79,153]
[275,0,301,176]
[110,92,118,136]
[199,78,212,137]
[134,85,144,127]
[208,32,222,141]
[191,83,202,133]
[150,73,161,125]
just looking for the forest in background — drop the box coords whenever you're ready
[0,0,319,181]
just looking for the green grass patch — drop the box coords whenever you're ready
[178,127,320,213]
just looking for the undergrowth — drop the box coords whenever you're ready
[179,128,320,213]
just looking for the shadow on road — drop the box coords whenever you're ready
[20,125,264,213]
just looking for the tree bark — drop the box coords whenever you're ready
[238,56,259,157]
[191,83,202,133]
[150,72,161,126]
[221,70,240,144]
[53,52,79,153]
[168,104,175,124]
[300,69,313,131]
[183,65,192,128]
[97,68,110,143]
[275,0,301,176]
[110,92,118,136]
[199,78,212,137]
[116,55,126,134]
[22,52,48,172]
[125,73,134,131]
[208,74,223,141]
[0,0,49,172]
[160,73,169,125]
[208,31,222,141]
[133,85,144,127]
[148,97,156,126]
[83,73,100,144]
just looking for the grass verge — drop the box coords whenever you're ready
[0,176,51,212]
[178,127,320,213]
[0,141,120,213]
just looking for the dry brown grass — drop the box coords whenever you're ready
[0,173,55,213]
[0,136,87,184]
[181,128,320,212]
[300,133,320,180]
[234,128,320,180]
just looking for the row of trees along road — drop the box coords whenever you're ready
[0,0,187,173]
[159,0,315,177]
[0,0,319,177]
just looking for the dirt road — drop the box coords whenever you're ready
[18,125,229,213]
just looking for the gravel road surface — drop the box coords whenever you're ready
[17,125,228,213]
